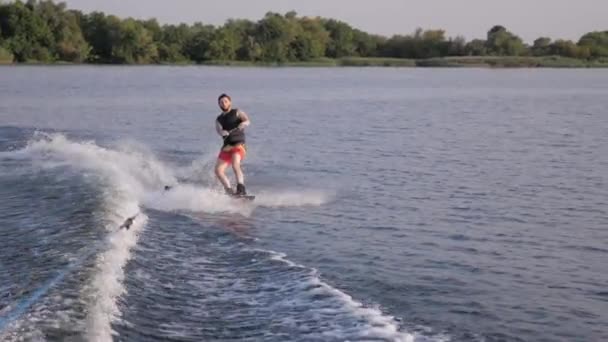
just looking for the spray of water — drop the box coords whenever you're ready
[1,133,330,340]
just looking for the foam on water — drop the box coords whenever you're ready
[254,189,331,207]
[263,250,446,342]
[0,133,156,340]
[143,183,255,216]
[1,133,334,340]
[144,185,331,217]
[85,203,147,342]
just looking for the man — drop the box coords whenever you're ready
[214,93,251,196]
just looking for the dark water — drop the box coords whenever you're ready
[1,66,607,342]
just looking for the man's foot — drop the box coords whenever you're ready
[224,186,235,195]
[236,183,247,195]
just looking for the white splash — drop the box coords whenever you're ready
[143,183,255,216]
[254,189,331,208]
[15,133,156,340]
[7,132,333,341]
[265,250,444,342]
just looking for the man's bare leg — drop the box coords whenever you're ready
[215,159,232,193]
[231,153,246,195]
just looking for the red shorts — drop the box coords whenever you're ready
[218,144,246,164]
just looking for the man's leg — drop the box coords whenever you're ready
[215,158,232,193]
[231,152,246,195]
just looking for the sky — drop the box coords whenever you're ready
[61,0,606,43]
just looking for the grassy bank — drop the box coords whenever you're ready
[0,47,14,64]
[201,58,339,67]
[414,56,608,68]
[201,57,416,67]
[202,56,608,68]
[339,57,417,67]
[2,56,608,68]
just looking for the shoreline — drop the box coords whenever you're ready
[2,56,608,68]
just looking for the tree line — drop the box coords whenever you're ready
[1,0,607,64]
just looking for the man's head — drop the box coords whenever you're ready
[218,93,231,112]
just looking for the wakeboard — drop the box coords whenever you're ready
[228,194,256,201]
[163,185,255,201]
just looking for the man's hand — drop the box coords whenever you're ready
[221,130,230,138]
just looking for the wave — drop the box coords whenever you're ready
[1,132,332,340]
[255,249,447,342]
[1,133,153,340]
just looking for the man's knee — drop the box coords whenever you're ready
[215,162,227,175]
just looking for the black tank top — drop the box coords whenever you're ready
[217,109,245,146]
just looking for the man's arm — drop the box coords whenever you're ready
[216,120,228,137]
[237,110,251,130]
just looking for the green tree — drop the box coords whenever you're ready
[532,37,551,56]
[80,12,119,62]
[0,0,53,61]
[206,26,239,60]
[465,39,486,56]
[578,31,608,58]
[141,18,162,42]
[2,0,606,64]
[419,29,448,58]
[222,19,257,61]
[352,29,380,57]
[378,29,449,59]
[550,39,590,59]
[447,35,467,56]
[56,12,90,61]
[37,1,90,61]
[157,23,191,62]
[112,18,158,63]
[0,44,13,62]
[486,25,527,56]
[323,19,355,58]
[289,16,328,60]
[253,12,295,62]
[380,35,411,58]
[183,23,215,62]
